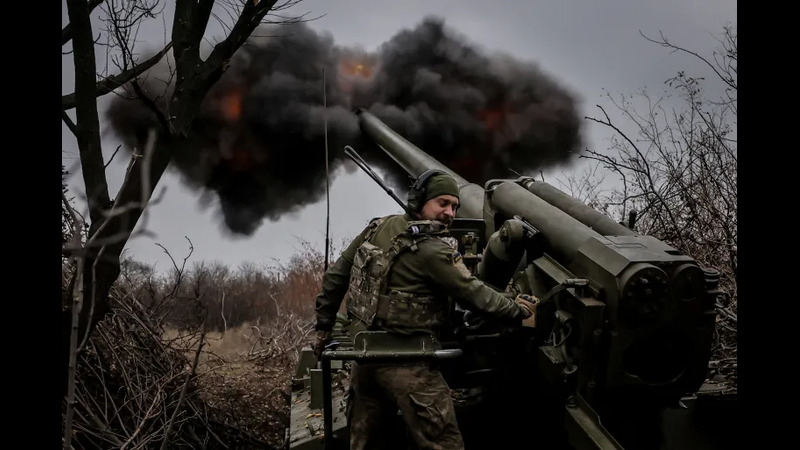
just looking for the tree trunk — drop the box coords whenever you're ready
[61,0,282,400]
[59,135,176,398]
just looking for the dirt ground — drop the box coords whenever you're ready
[192,329,307,449]
[186,326,736,450]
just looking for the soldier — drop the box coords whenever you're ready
[313,169,538,450]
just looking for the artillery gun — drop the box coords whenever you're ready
[288,109,723,450]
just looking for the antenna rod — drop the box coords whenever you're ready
[344,145,414,217]
[323,68,330,272]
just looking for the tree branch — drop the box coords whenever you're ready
[131,80,173,133]
[192,0,217,45]
[62,110,78,136]
[206,1,279,70]
[61,0,105,46]
[168,0,278,134]
[67,0,111,230]
[161,326,208,448]
[586,103,687,249]
[63,216,86,450]
[62,42,173,111]
[640,29,736,91]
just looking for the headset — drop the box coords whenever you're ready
[407,169,446,213]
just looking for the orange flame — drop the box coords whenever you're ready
[336,59,376,105]
[220,89,243,122]
[338,60,373,78]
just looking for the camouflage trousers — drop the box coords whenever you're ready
[347,362,464,450]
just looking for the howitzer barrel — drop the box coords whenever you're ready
[490,181,605,264]
[356,108,485,219]
[519,178,636,237]
[358,108,609,262]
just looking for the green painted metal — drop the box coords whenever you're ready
[289,111,725,450]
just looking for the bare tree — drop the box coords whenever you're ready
[578,24,737,361]
[61,0,310,399]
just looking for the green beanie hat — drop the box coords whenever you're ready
[424,173,460,203]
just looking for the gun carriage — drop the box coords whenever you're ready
[288,109,721,450]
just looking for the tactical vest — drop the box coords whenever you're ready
[347,218,454,330]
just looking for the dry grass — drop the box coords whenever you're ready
[164,324,257,362]
[147,247,326,447]
[181,322,310,449]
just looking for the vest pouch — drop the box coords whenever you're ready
[347,241,391,326]
[377,290,446,329]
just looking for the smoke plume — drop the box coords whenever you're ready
[106,17,583,235]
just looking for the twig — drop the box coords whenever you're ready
[73,403,126,447]
[186,401,229,449]
[63,207,86,450]
[120,384,164,450]
[186,425,207,449]
[161,327,207,449]
[98,326,133,436]
[220,291,227,335]
[104,145,123,169]
[62,110,78,135]
[715,302,738,324]
[156,236,195,299]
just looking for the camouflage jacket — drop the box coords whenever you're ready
[314,214,526,335]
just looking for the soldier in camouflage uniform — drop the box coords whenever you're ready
[313,170,538,450]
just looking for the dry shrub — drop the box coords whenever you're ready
[116,259,280,333]
[246,238,340,363]
[265,239,328,317]
[574,25,737,388]
[115,237,341,336]
[65,236,345,448]
[62,288,239,449]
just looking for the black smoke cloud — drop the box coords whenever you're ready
[106,17,583,235]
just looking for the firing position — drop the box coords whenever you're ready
[313,169,538,450]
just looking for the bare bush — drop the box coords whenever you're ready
[116,237,333,340]
[266,239,329,316]
[65,250,298,449]
[573,24,737,373]
[63,286,219,449]
[72,223,353,446]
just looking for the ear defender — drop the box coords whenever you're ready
[407,169,445,212]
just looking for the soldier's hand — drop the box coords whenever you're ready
[313,330,332,360]
[515,294,539,327]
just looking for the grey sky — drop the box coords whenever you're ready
[61,0,736,273]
